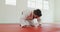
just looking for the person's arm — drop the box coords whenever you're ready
[37,17,41,24]
[26,12,33,20]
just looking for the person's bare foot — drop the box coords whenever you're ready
[30,25,35,27]
[38,24,41,27]
[20,24,21,26]
[21,25,27,28]
[21,25,31,28]
[21,25,35,28]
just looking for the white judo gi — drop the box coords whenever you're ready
[20,9,40,26]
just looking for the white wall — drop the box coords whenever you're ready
[0,0,6,23]
[40,0,54,23]
[0,0,19,23]
[4,5,19,23]
[54,0,60,23]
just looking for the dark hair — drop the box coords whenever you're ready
[34,9,42,17]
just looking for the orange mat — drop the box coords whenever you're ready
[0,24,60,32]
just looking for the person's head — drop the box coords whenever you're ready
[33,9,42,18]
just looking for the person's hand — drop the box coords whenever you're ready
[37,17,41,22]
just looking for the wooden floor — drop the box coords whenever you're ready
[0,23,60,32]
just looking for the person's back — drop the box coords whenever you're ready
[20,9,34,26]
